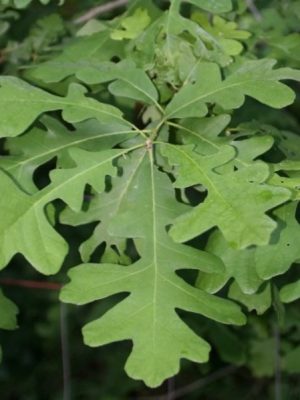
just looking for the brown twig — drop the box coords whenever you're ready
[167,377,175,400]
[245,0,262,21]
[141,366,238,400]
[74,0,129,25]
[60,303,72,400]
[0,278,62,291]
[274,321,282,400]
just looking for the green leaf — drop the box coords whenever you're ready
[175,115,274,168]
[283,346,300,373]
[0,289,18,363]
[165,60,300,119]
[61,151,147,262]
[27,30,124,83]
[31,57,160,107]
[197,231,263,295]
[111,8,151,40]
[185,0,232,13]
[0,0,63,8]
[0,116,135,192]
[0,289,18,330]
[61,153,245,387]
[0,147,132,274]
[208,324,246,365]
[192,13,250,56]
[162,144,291,248]
[0,77,129,138]
[229,282,272,315]
[0,170,68,274]
[45,148,125,212]
[255,202,300,279]
[248,338,276,377]
[280,280,300,304]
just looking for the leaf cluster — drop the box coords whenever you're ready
[0,0,300,392]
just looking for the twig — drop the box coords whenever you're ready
[0,278,62,291]
[74,0,129,25]
[245,0,262,21]
[141,366,238,400]
[60,303,72,400]
[167,377,175,400]
[274,322,282,400]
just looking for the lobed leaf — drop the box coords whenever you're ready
[166,59,300,119]
[162,144,291,248]
[0,77,129,138]
[0,116,135,192]
[61,152,245,387]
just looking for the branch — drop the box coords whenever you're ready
[141,366,238,400]
[74,0,129,25]
[245,0,262,21]
[60,303,72,400]
[0,278,62,291]
[274,321,282,400]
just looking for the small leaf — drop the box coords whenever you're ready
[111,8,151,40]
[229,282,272,315]
[162,144,291,248]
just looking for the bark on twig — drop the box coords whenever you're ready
[0,278,62,290]
[74,0,129,25]
[60,303,72,400]
[245,0,262,21]
[141,366,238,400]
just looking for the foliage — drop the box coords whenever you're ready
[0,0,300,398]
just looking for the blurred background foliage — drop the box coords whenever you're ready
[0,0,299,399]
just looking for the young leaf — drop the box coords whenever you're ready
[165,59,300,119]
[61,153,245,387]
[192,13,250,56]
[162,144,291,248]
